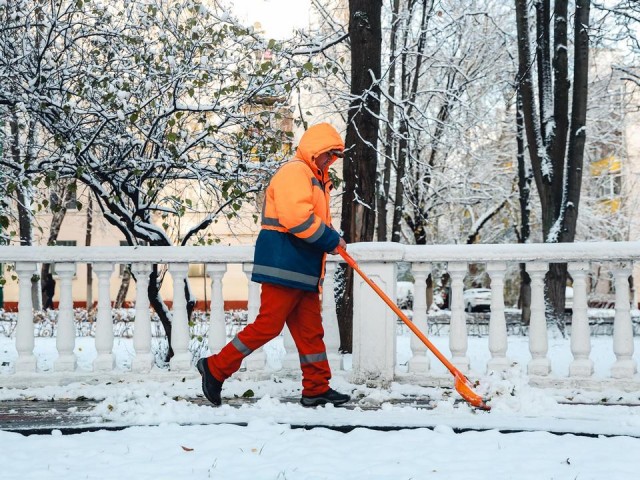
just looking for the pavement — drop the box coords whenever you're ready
[0,395,439,435]
[3,395,640,438]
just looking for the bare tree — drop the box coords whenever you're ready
[85,194,93,311]
[376,0,401,242]
[515,92,533,324]
[336,0,383,352]
[592,1,640,88]
[1,0,307,360]
[515,0,591,326]
[386,2,516,246]
[40,181,77,310]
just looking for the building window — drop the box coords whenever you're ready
[590,155,622,213]
[596,173,622,199]
[55,240,77,247]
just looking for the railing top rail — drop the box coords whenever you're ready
[0,245,254,263]
[341,241,640,263]
[403,241,640,263]
[1,241,639,264]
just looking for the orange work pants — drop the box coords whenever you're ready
[207,283,331,396]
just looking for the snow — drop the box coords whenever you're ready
[1,330,640,479]
[2,422,638,480]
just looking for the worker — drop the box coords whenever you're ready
[197,123,350,407]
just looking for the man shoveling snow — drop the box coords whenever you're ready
[198,123,350,408]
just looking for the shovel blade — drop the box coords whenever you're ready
[454,374,491,411]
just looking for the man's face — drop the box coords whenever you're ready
[314,151,333,171]
[314,149,342,171]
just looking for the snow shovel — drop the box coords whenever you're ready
[337,246,491,411]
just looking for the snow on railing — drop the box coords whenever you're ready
[0,242,638,391]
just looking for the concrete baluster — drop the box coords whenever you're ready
[131,263,154,373]
[408,262,431,374]
[322,261,342,372]
[487,262,510,372]
[568,262,593,377]
[352,256,397,387]
[93,263,114,372]
[448,262,470,372]
[169,263,191,371]
[611,262,637,378]
[14,262,37,373]
[54,263,77,372]
[206,264,227,355]
[281,324,298,372]
[527,262,550,376]
[243,263,265,372]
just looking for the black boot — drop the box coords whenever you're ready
[301,388,350,407]
[196,358,223,406]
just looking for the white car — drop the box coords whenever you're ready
[565,286,574,312]
[463,288,492,312]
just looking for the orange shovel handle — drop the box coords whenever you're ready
[337,246,459,376]
[337,246,490,410]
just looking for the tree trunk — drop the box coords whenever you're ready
[10,111,41,308]
[515,92,532,325]
[391,121,407,243]
[41,182,75,309]
[393,0,432,244]
[560,0,590,244]
[114,267,131,309]
[85,194,94,310]
[515,0,590,328]
[148,264,174,363]
[337,0,382,352]
[376,0,400,242]
[519,265,532,326]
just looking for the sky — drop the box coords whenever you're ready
[231,0,311,39]
[1,331,640,479]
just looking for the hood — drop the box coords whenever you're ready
[294,123,345,174]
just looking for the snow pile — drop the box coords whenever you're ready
[481,365,558,414]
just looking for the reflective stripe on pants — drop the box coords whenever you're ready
[207,283,331,396]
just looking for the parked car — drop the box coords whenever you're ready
[564,286,574,312]
[463,286,575,313]
[463,288,491,312]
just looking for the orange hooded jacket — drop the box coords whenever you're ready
[251,123,344,292]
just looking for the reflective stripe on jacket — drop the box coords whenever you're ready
[252,123,344,292]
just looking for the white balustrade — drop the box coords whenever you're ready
[242,263,266,373]
[487,262,510,372]
[206,264,227,355]
[611,263,637,378]
[282,324,298,371]
[93,262,115,372]
[408,262,431,374]
[169,263,191,371]
[0,243,639,393]
[322,261,343,372]
[527,262,551,376]
[14,262,37,373]
[568,262,593,377]
[448,262,470,372]
[350,243,402,387]
[131,263,154,373]
[54,262,77,372]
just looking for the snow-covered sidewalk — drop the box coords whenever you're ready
[1,334,640,479]
[1,372,640,480]
[3,420,639,480]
